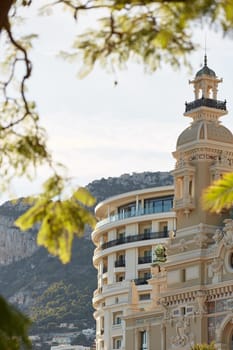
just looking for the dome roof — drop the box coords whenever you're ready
[177,121,233,148]
[195,55,216,78]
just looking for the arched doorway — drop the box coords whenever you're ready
[219,320,233,350]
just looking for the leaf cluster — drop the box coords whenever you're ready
[0,296,31,350]
[15,178,96,263]
[191,342,216,350]
[55,0,233,76]
[202,172,233,213]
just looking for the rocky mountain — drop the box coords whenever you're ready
[0,171,173,340]
[86,171,173,203]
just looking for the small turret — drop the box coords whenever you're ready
[173,57,233,229]
[184,55,227,122]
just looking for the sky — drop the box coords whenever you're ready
[5,3,233,199]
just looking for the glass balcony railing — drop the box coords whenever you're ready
[96,198,173,228]
[101,231,168,250]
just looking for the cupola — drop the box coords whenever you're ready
[172,56,233,229]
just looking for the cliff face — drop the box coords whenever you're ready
[0,200,38,265]
[86,171,173,203]
[0,171,173,334]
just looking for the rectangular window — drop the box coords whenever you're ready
[116,273,125,282]
[118,202,136,219]
[113,312,123,325]
[140,331,148,350]
[113,337,122,349]
[181,307,186,316]
[139,293,150,301]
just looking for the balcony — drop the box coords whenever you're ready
[174,197,195,211]
[138,256,152,264]
[134,277,151,285]
[96,197,173,228]
[185,98,227,113]
[114,259,126,267]
[101,231,168,250]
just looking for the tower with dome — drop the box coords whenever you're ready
[92,58,233,350]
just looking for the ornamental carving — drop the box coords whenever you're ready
[194,232,208,248]
[195,291,207,315]
[222,219,233,249]
[179,239,187,252]
[210,258,223,283]
[213,229,223,245]
[158,297,170,320]
[210,258,223,274]
[171,317,193,348]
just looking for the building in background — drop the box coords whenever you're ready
[92,57,233,350]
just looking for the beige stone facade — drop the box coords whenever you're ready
[92,57,233,350]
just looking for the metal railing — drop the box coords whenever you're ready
[114,259,126,267]
[101,231,168,250]
[134,277,151,285]
[185,98,227,113]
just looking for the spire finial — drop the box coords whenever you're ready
[204,34,207,66]
[204,54,207,66]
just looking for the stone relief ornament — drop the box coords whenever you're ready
[213,229,223,245]
[194,231,208,248]
[211,258,223,273]
[222,219,233,249]
[171,317,193,348]
[210,258,223,283]
[179,239,187,252]
[195,291,207,315]
[193,223,209,248]
[158,297,170,320]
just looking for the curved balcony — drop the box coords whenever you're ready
[101,231,168,250]
[96,198,173,229]
[185,98,227,113]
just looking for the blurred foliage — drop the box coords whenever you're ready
[191,342,216,350]
[56,0,233,76]
[0,296,31,349]
[15,181,96,263]
[203,173,233,213]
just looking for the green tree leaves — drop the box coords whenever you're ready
[0,296,31,350]
[191,342,216,350]
[57,0,233,76]
[16,178,96,264]
[203,172,233,213]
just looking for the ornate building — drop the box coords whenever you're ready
[92,57,233,350]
